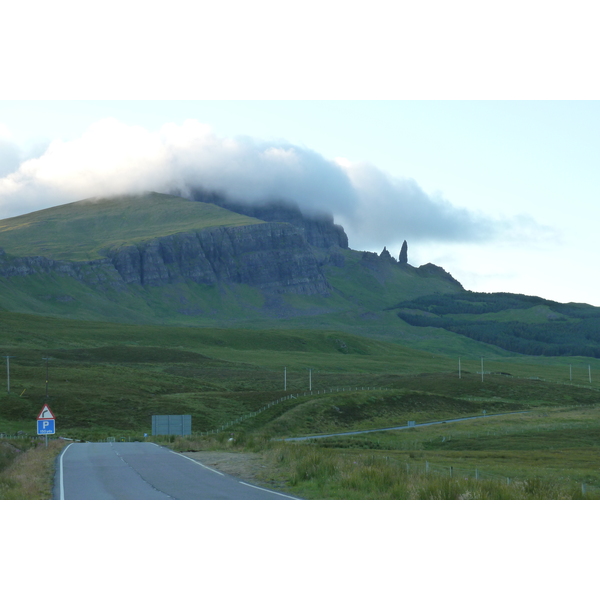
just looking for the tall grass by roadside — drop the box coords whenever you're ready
[160,430,275,453]
[159,432,597,500]
[264,443,595,500]
[0,439,66,500]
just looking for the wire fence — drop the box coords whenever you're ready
[397,458,600,497]
[0,433,37,440]
[427,419,600,444]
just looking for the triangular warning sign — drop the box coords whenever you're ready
[37,404,55,420]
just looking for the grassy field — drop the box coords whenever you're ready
[1,309,599,499]
[2,310,598,435]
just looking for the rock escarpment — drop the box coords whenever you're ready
[105,221,331,295]
[358,243,463,290]
[0,248,125,289]
[0,220,332,296]
[188,190,349,250]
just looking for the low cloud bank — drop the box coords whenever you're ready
[0,118,547,250]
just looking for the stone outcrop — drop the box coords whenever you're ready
[0,249,126,290]
[416,263,463,288]
[105,222,331,295]
[187,189,349,250]
[0,219,333,297]
[379,246,395,262]
[399,240,408,265]
[357,245,462,290]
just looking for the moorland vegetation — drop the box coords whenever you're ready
[1,310,599,500]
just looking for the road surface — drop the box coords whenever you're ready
[282,410,531,441]
[55,442,296,500]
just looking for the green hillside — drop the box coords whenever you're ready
[0,192,262,260]
[3,191,598,362]
[0,192,467,344]
[393,291,600,358]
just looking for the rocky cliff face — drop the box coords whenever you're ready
[105,221,331,295]
[187,189,349,250]
[0,220,332,296]
[0,248,126,289]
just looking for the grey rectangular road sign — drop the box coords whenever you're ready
[152,415,191,436]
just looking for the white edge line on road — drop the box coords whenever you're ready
[154,446,298,497]
[59,443,74,500]
[173,451,225,476]
[172,450,297,497]
[238,481,299,500]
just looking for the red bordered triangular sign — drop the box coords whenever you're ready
[37,404,55,420]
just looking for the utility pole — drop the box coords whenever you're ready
[458,357,461,379]
[481,357,484,383]
[284,367,287,392]
[43,357,51,398]
[309,368,312,392]
[4,356,15,393]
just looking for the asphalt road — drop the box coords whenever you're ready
[55,442,297,500]
[282,410,531,441]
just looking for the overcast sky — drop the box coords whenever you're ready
[1,2,599,308]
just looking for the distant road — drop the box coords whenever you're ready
[282,410,531,441]
[55,442,296,500]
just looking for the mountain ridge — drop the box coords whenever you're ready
[0,191,464,335]
[187,188,349,249]
[2,190,599,359]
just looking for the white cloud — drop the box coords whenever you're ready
[0,118,551,252]
[0,124,22,179]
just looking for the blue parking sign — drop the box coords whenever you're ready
[37,419,55,435]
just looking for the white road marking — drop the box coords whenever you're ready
[173,451,225,476]
[238,481,298,499]
[59,443,74,500]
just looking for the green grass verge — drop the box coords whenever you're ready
[0,438,66,499]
